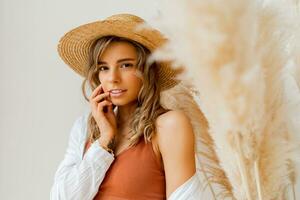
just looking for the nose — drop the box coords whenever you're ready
[108,68,121,83]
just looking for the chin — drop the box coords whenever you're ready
[110,99,128,106]
[111,98,137,107]
[112,102,123,106]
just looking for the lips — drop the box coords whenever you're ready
[109,89,127,97]
[109,89,126,94]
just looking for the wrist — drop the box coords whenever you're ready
[98,136,115,154]
[99,136,114,146]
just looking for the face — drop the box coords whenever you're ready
[97,41,143,106]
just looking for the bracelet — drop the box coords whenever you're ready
[101,145,114,154]
[106,137,115,150]
[99,137,115,155]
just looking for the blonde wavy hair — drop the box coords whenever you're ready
[81,36,170,147]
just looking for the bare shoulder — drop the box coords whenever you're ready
[156,109,186,123]
[155,110,193,135]
[155,110,195,152]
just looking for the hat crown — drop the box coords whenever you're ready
[105,13,144,24]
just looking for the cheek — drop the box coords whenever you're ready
[97,78,107,92]
[101,84,109,93]
[129,70,143,84]
[128,75,143,90]
[98,73,103,82]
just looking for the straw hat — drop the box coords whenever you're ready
[57,13,183,91]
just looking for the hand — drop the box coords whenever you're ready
[89,84,117,144]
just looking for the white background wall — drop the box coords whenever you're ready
[0,0,162,199]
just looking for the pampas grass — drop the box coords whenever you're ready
[149,0,300,199]
[160,81,234,199]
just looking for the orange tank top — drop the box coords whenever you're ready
[84,136,166,200]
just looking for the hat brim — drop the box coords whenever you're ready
[57,14,182,90]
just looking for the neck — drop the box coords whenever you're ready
[116,101,137,127]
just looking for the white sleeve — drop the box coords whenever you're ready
[167,172,202,200]
[50,115,115,200]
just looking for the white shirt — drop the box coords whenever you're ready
[50,113,206,200]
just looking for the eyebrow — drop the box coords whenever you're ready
[97,58,136,65]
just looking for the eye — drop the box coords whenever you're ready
[121,63,134,68]
[98,66,108,71]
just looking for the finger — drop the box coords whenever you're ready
[92,92,110,103]
[90,84,103,99]
[107,93,112,102]
[97,100,112,111]
[89,95,110,112]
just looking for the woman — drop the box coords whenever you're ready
[50,13,198,200]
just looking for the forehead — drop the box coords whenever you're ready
[98,41,137,61]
